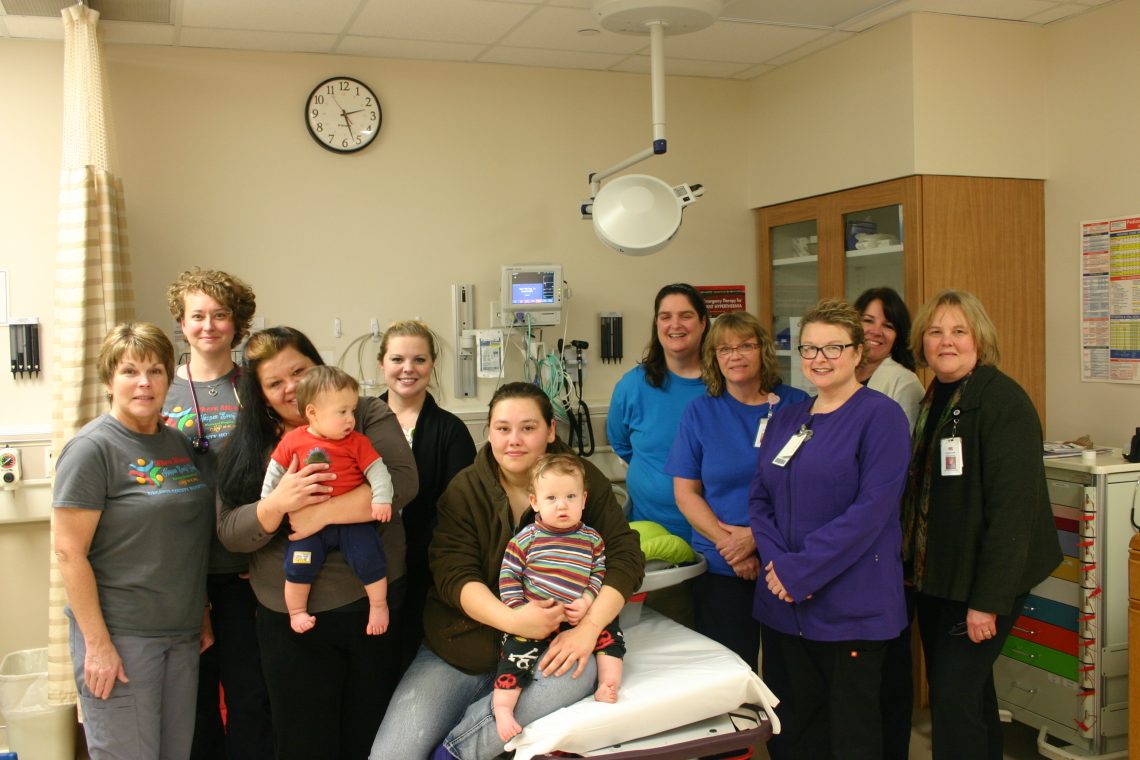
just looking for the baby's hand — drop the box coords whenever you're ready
[564,595,593,625]
[372,503,392,523]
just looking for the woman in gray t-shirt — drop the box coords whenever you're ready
[54,322,214,760]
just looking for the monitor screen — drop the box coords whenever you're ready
[509,270,557,306]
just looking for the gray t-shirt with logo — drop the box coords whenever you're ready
[53,414,214,636]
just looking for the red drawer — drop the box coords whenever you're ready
[1009,615,1078,656]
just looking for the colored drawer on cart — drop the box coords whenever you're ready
[1020,594,1078,632]
[1009,615,1078,656]
[1001,636,1078,680]
[1055,529,1079,558]
[1031,576,1079,608]
[1050,555,1081,583]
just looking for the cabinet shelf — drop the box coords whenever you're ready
[772,254,819,266]
[844,244,903,258]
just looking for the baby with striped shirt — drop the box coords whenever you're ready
[493,453,626,742]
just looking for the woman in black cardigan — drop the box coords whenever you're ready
[379,320,477,668]
[902,290,1061,760]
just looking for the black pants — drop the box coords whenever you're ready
[880,585,916,760]
[916,593,1025,760]
[256,580,405,760]
[761,627,886,760]
[191,573,274,760]
[692,572,760,672]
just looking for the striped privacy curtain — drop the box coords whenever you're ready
[48,3,135,705]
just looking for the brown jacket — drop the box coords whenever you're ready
[425,439,644,674]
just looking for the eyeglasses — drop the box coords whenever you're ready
[715,342,759,358]
[797,343,855,359]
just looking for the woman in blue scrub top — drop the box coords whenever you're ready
[666,311,808,669]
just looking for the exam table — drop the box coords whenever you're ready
[506,558,781,760]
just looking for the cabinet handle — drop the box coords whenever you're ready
[1011,683,1037,695]
[1013,625,1035,635]
[1010,648,1036,659]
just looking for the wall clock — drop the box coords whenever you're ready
[305,76,382,153]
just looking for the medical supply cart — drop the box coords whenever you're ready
[993,452,1135,758]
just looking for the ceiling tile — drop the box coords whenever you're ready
[181,0,360,34]
[479,45,625,70]
[837,0,916,31]
[731,62,777,79]
[100,19,177,45]
[1024,2,1088,22]
[351,0,533,44]
[3,14,63,38]
[662,19,829,64]
[723,0,903,28]
[610,54,756,78]
[501,5,648,53]
[907,0,1059,21]
[337,36,486,61]
[180,27,337,54]
[763,29,855,67]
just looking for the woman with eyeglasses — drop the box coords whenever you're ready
[902,290,1060,760]
[665,311,807,670]
[163,268,274,758]
[854,287,923,431]
[748,299,911,760]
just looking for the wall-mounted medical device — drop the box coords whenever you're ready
[1,447,21,489]
[9,318,40,378]
[451,283,477,398]
[499,264,563,327]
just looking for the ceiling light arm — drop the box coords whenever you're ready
[586,20,668,201]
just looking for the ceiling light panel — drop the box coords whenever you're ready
[351,0,533,44]
[182,0,358,34]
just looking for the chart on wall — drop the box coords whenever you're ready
[1081,215,1140,382]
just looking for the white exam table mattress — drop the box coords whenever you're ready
[507,608,780,760]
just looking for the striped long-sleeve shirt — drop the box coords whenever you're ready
[499,520,606,608]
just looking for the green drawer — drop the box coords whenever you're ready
[1001,636,1078,681]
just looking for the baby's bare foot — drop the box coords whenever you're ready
[494,705,523,742]
[594,682,618,703]
[290,612,316,634]
[367,603,389,636]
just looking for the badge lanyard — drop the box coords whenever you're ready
[754,392,781,448]
[940,410,963,477]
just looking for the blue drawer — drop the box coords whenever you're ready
[1020,594,1077,632]
[1056,529,1079,558]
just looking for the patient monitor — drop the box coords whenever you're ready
[500,264,563,327]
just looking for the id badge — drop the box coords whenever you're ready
[754,417,769,447]
[940,437,963,476]
[772,426,811,468]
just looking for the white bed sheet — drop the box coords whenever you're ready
[507,608,781,760]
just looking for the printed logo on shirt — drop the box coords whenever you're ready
[164,404,238,441]
[292,551,313,565]
[305,447,330,466]
[126,456,205,493]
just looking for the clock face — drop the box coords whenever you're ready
[305,77,382,153]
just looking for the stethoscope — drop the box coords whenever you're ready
[184,365,239,454]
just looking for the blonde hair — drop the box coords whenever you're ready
[910,289,1000,369]
[295,365,359,416]
[528,453,585,496]
[378,319,442,395]
[701,311,781,397]
[166,268,257,348]
[800,299,866,369]
[98,323,175,401]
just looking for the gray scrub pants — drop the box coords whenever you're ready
[69,617,199,760]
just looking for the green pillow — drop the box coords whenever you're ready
[630,521,696,565]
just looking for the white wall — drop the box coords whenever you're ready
[1042,0,1140,447]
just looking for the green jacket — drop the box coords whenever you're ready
[910,365,1061,615]
[424,439,645,674]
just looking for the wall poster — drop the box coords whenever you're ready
[1081,215,1140,382]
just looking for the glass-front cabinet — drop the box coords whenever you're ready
[755,174,1046,421]
[757,177,921,394]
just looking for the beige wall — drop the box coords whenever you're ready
[911,14,1047,179]
[1043,0,1140,447]
[0,39,754,656]
[747,16,916,208]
